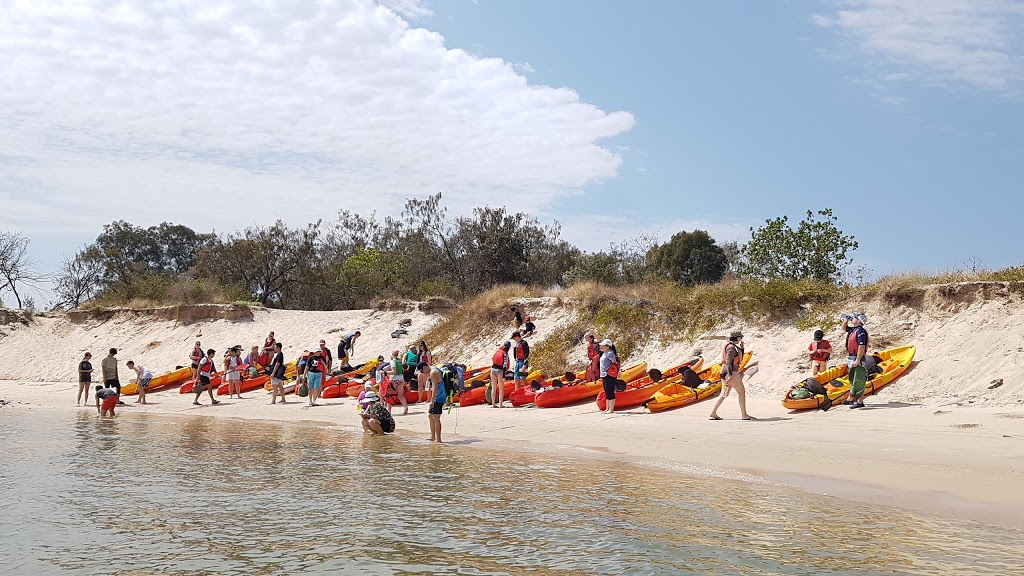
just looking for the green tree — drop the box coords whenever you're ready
[565,252,623,285]
[741,209,858,282]
[648,230,727,285]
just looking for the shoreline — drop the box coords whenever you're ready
[4,380,1023,531]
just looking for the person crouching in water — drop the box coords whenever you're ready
[360,391,396,435]
[193,349,221,406]
[808,329,832,376]
[95,385,119,417]
[708,331,753,421]
[599,339,620,414]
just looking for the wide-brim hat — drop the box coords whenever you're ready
[730,330,744,339]
[364,392,379,402]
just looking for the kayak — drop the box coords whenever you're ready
[319,360,382,398]
[596,358,703,411]
[511,370,585,407]
[121,366,192,395]
[386,389,422,406]
[535,363,648,409]
[645,352,752,413]
[217,375,271,395]
[781,364,849,410]
[457,369,538,407]
[858,345,916,395]
[782,345,915,410]
[179,373,223,394]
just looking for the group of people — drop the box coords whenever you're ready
[805,312,872,409]
[78,348,156,416]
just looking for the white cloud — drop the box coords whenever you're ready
[378,0,434,19]
[0,0,634,244]
[514,61,536,74]
[814,0,1024,93]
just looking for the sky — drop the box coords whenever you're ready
[2,0,1023,304]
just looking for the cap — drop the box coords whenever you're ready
[392,349,400,356]
[600,339,613,347]
[730,330,744,339]
[502,341,511,348]
[853,313,868,325]
[364,382,373,389]
[319,339,326,345]
[813,329,824,340]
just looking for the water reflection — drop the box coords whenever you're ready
[0,411,1021,575]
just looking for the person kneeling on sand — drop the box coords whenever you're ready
[125,360,152,405]
[360,391,395,435]
[95,385,119,417]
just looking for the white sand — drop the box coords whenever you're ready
[2,285,1023,529]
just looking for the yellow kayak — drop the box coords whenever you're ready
[645,352,752,413]
[121,366,192,395]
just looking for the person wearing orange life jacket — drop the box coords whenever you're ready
[808,329,832,376]
[189,341,203,381]
[842,313,870,409]
[584,332,601,382]
[490,341,511,408]
[511,331,530,392]
[709,330,754,421]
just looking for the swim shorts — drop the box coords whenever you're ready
[101,395,119,411]
[514,360,527,380]
[139,377,152,389]
[307,371,323,389]
[428,402,444,415]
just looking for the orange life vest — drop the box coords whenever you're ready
[721,343,742,372]
[810,340,831,361]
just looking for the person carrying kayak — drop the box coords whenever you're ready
[125,360,152,405]
[709,331,754,421]
[842,313,870,409]
[808,329,832,376]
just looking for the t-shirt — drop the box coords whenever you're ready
[403,351,418,367]
[101,356,118,380]
[96,388,117,400]
[391,357,404,379]
[307,355,325,373]
[199,357,216,376]
[524,321,536,333]
[270,352,286,379]
[599,350,616,377]
[79,361,92,382]
[320,347,333,367]
[364,400,395,431]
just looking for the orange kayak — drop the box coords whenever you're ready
[180,373,224,394]
[217,375,271,395]
[596,358,703,411]
[319,360,381,398]
[535,363,647,408]
[121,366,192,395]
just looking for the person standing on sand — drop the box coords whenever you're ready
[305,348,327,406]
[418,341,432,367]
[360,391,396,435]
[490,341,511,408]
[125,361,152,405]
[189,341,203,381]
[95,385,118,417]
[386,350,408,415]
[193,349,221,405]
[599,339,620,414]
[224,347,244,399]
[842,313,870,409]
[709,331,753,421]
[77,352,93,405]
[318,339,333,375]
[101,348,124,404]
[337,331,360,369]
[808,329,832,376]
[584,333,601,382]
[402,346,419,384]
[269,342,287,405]
[511,306,524,330]
[511,331,530,392]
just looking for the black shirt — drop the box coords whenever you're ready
[79,361,92,383]
[524,321,535,333]
[95,388,117,400]
[270,352,286,379]
[513,310,523,325]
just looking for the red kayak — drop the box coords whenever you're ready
[319,361,381,399]
[217,375,271,396]
[179,374,223,394]
[535,363,647,408]
[595,358,703,411]
[386,389,421,406]
[510,371,577,407]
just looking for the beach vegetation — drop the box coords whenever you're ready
[741,209,858,283]
[647,230,728,286]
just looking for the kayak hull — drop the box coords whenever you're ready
[535,363,647,408]
[596,358,703,411]
[121,366,192,395]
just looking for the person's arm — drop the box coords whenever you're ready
[856,336,867,365]
[96,394,101,413]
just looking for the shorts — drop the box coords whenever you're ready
[490,368,504,377]
[428,402,444,415]
[139,377,152,389]
[602,375,617,400]
[79,377,91,384]
[191,362,199,369]
[101,395,118,411]
[271,377,284,387]
[381,420,396,434]
[226,371,240,382]
[514,360,527,380]
[104,378,120,388]
[339,354,349,366]
[847,355,866,371]
[307,371,323,389]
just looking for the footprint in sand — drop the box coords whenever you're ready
[994,413,1024,420]
[950,423,981,429]
[933,410,951,415]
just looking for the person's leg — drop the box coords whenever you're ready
[708,379,732,419]
[77,383,86,405]
[435,414,442,443]
[194,390,202,405]
[399,385,408,415]
[497,372,505,406]
[208,387,220,404]
[730,376,751,419]
[367,418,384,435]
[490,370,499,408]
[138,380,146,404]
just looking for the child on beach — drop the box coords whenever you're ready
[95,385,118,417]
[808,329,832,376]
[125,360,152,404]
[77,352,93,405]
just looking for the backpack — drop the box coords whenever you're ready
[790,386,812,400]
[803,378,827,396]
[440,364,462,401]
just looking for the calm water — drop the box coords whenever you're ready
[1,410,1021,576]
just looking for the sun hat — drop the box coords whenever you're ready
[600,338,613,347]
[364,391,379,402]
[730,330,744,339]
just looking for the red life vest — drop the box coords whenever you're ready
[810,340,831,361]
[587,343,600,360]
[846,327,867,355]
[721,343,742,372]
[492,349,507,369]
[199,357,215,377]
[191,346,202,362]
[514,340,529,361]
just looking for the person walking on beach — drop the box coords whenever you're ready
[224,346,245,399]
[490,341,511,408]
[95,385,118,417]
[386,350,408,415]
[511,331,530,391]
[709,331,753,421]
[305,348,327,406]
[77,352,93,405]
[599,339,620,414]
[189,341,203,380]
[318,339,333,375]
[269,342,287,405]
[101,348,124,404]
[125,361,152,405]
[337,331,360,370]
[360,391,396,435]
[584,333,601,382]
[842,313,870,409]
[808,329,832,376]
[194,349,221,406]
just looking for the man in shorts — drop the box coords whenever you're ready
[125,360,152,405]
[419,363,454,443]
[193,349,221,406]
[269,342,287,405]
[511,331,530,391]
[95,385,119,417]
[305,348,326,406]
[101,348,124,404]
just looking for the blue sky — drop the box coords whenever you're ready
[2,0,1023,306]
